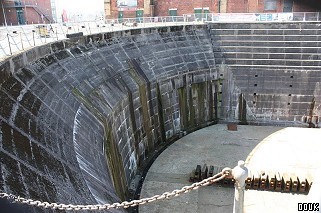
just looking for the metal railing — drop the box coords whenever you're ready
[0,12,320,61]
[0,16,203,60]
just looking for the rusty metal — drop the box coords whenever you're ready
[260,173,268,190]
[245,177,252,189]
[299,178,310,194]
[189,164,312,194]
[275,173,283,192]
[195,165,202,182]
[292,177,299,192]
[189,169,196,182]
[253,173,260,190]
[283,174,292,192]
[227,123,237,131]
[269,175,276,191]
[209,165,214,177]
[201,164,208,180]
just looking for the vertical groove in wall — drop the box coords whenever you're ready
[214,79,221,120]
[308,97,316,127]
[197,82,206,124]
[138,84,154,153]
[127,59,153,155]
[117,78,140,165]
[178,86,189,130]
[156,83,166,142]
[72,88,128,201]
[238,93,248,124]
[104,119,128,201]
[208,81,214,121]
[146,82,156,143]
[188,83,195,128]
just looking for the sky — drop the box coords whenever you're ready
[54,0,104,22]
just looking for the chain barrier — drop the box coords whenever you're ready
[7,33,23,52]
[21,28,33,47]
[1,11,319,60]
[0,171,227,211]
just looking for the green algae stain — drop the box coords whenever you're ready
[103,120,128,201]
[238,93,248,125]
[72,87,128,201]
[178,86,189,129]
[138,84,154,154]
[156,83,166,143]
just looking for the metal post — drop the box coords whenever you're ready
[232,160,248,213]
[32,30,35,46]
[20,32,24,50]
[7,33,12,55]
[88,23,91,35]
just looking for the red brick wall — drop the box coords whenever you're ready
[25,8,41,24]
[227,0,248,12]
[248,0,258,12]
[138,0,144,8]
[2,8,18,25]
[105,0,320,20]
[247,0,319,13]
[1,0,320,24]
[36,0,53,23]
[110,0,118,19]
[154,0,217,16]
[0,0,52,25]
[108,0,154,19]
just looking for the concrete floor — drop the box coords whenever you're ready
[139,124,321,213]
[244,127,321,213]
[139,124,294,213]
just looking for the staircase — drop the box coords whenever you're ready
[30,4,54,23]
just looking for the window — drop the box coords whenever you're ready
[169,9,177,16]
[16,9,25,24]
[203,7,210,14]
[194,8,202,14]
[14,0,22,6]
[283,0,293,12]
[194,8,202,20]
[264,0,277,10]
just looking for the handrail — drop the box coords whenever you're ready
[0,12,320,61]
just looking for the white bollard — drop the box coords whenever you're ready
[232,160,248,213]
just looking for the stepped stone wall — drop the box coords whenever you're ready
[209,22,321,125]
[0,22,320,212]
[0,25,220,212]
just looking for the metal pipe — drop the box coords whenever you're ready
[7,33,12,55]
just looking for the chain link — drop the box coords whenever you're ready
[0,171,226,211]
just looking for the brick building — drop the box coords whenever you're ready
[104,0,320,20]
[0,0,53,26]
[104,0,154,20]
